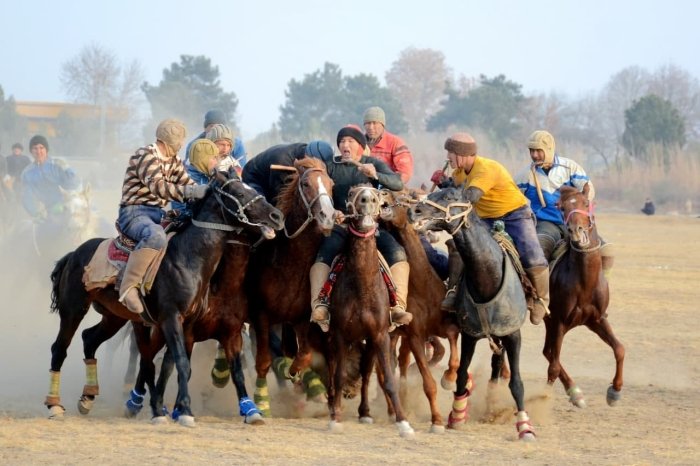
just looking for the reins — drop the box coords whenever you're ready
[418,199,473,235]
[284,168,333,239]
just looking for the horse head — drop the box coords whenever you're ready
[277,157,336,237]
[409,187,474,235]
[59,184,92,234]
[210,171,285,240]
[345,184,382,234]
[378,188,417,229]
[558,185,597,250]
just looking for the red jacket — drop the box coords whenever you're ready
[367,131,413,184]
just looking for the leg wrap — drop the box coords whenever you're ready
[254,377,271,416]
[83,358,99,396]
[45,371,61,406]
[515,411,536,439]
[448,392,470,427]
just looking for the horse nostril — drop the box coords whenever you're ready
[270,211,283,224]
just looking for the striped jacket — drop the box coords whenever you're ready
[515,155,594,225]
[120,144,192,207]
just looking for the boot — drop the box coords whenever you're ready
[525,266,550,325]
[389,261,412,327]
[441,239,464,312]
[309,262,331,332]
[119,247,160,316]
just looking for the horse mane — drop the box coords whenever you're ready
[275,157,326,215]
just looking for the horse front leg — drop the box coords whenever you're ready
[544,318,584,407]
[501,330,535,442]
[161,314,194,427]
[224,330,264,425]
[441,326,460,391]
[252,316,273,417]
[357,343,375,423]
[587,317,625,406]
[448,333,476,430]
[374,332,414,437]
[405,333,444,433]
[326,336,344,431]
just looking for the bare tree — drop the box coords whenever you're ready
[385,47,451,133]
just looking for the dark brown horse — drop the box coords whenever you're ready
[544,184,624,407]
[326,185,414,437]
[46,172,283,426]
[245,157,337,416]
[378,189,460,433]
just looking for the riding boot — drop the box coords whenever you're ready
[525,266,550,325]
[309,262,331,332]
[389,261,412,327]
[119,247,160,317]
[441,239,464,312]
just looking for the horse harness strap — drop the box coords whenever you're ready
[191,218,242,233]
[285,168,332,239]
[421,198,472,235]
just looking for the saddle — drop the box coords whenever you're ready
[316,254,398,309]
[490,223,537,306]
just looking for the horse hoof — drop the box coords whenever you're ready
[329,420,344,433]
[397,420,415,438]
[177,415,196,428]
[440,375,456,391]
[47,405,65,420]
[358,416,374,424]
[150,415,169,425]
[429,424,446,434]
[245,413,265,425]
[606,386,622,406]
[567,386,586,408]
[77,395,94,415]
[519,432,537,442]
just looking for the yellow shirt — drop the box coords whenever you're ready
[452,156,527,218]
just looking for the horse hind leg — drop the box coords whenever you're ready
[224,333,264,426]
[587,318,625,406]
[405,334,444,433]
[441,329,460,391]
[357,343,375,424]
[373,334,414,438]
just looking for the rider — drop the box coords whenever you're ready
[117,119,209,322]
[185,109,247,170]
[515,130,614,276]
[205,123,242,176]
[309,125,412,332]
[21,135,80,222]
[242,140,334,204]
[363,106,414,184]
[431,132,550,325]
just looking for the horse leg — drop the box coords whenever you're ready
[326,336,344,432]
[160,316,194,427]
[427,337,446,367]
[357,342,375,423]
[544,318,584,407]
[373,355,395,417]
[483,341,506,422]
[123,328,139,396]
[224,330,264,425]
[441,328,460,391]
[405,333,444,433]
[78,313,127,415]
[374,333,414,437]
[397,335,411,414]
[252,316,273,417]
[587,318,625,405]
[502,330,535,442]
[288,322,313,379]
[448,333,476,430]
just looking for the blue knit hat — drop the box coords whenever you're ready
[304,140,334,161]
[29,135,49,151]
[203,109,226,128]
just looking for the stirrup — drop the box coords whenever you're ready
[441,286,457,312]
[310,304,330,332]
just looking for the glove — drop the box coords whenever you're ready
[184,183,209,200]
[430,170,446,185]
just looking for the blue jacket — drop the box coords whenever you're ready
[21,158,80,218]
[170,164,210,214]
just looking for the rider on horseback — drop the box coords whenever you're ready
[309,125,412,332]
[431,132,550,325]
[516,130,614,277]
[117,119,210,323]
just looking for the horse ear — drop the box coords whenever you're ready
[582,182,590,199]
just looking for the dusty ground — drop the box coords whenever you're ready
[1,211,699,465]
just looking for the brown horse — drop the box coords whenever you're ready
[245,157,337,416]
[326,185,414,437]
[544,184,624,407]
[378,189,460,433]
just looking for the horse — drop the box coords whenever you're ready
[46,171,284,427]
[377,189,460,433]
[245,157,337,416]
[325,185,414,437]
[544,184,624,407]
[410,187,536,441]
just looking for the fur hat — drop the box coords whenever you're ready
[336,125,367,149]
[29,135,49,151]
[304,140,334,161]
[363,106,386,126]
[527,130,556,167]
[189,139,219,174]
[205,124,234,144]
[444,132,477,157]
[203,109,226,128]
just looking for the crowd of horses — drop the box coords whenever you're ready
[41,160,625,441]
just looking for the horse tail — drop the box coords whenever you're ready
[50,252,72,313]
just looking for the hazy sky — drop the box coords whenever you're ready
[2,0,698,136]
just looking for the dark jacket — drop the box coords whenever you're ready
[242,143,307,204]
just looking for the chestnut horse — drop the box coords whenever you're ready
[46,172,283,426]
[245,157,337,416]
[411,187,536,441]
[326,185,414,437]
[544,185,624,407]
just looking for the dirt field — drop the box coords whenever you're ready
[1,212,699,465]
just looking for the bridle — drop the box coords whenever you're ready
[562,197,601,253]
[345,186,382,237]
[284,168,333,239]
[417,198,473,235]
[191,178,267,232]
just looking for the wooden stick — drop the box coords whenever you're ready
[430,160,450,192]
[270,164,297,172]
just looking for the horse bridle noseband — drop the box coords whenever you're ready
[418,198,473,235]
[563,199,601,253]
[191,178,267,232]
[284,168,333,239]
